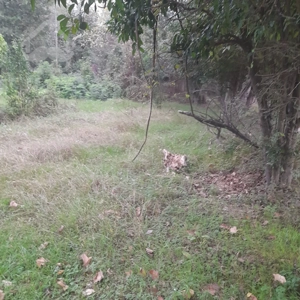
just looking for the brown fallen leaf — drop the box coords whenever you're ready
[39,242,49,250]
[80,253,92,267]
[94,270,104,283]
[82,289,95,296]
[149,270,159,280]
[274,212,282,218]
[267,235,276,240]
[36,257,48,268]
[0,290,4,300]
[203,284,220,295]
[125,270,132,278]
[230,226,238,234]
[262,220,269,226]
[58,225,64,233]
[273,273,286,284]
[139,268,147,277]
[157,297,164,300]
[9,201,18,207]
[149,286,158,295]
[146,248,154,257]
[220,224,230,230]
[181,289,194,300]
[57,270,64,275]
[57,280,68,291]
[136,206,141,217]
[247,292,258,300]
[186,230,196,236]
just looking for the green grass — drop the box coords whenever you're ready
[0,98,299,299]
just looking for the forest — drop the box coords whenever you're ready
[0,0,300,299]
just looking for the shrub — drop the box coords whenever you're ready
[89,80,121,101]
[31,61,54,88]
[47,75,89,99]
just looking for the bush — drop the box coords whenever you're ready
[89,79,122,101]
[31,61,54,88]
[47,75,89,99]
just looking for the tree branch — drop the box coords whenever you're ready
[178,110,259,148]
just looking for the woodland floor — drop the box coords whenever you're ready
[0,99,300,299]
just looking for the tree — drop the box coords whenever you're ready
[33,0,300,187]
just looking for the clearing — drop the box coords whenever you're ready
[0,99,300,299]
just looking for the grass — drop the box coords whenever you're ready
[0,99,300,299]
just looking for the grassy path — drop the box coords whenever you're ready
[0,99,299,299]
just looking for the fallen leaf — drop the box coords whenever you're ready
[80,253,92,267]
[203,284,220,295]
[157,297,164,300]
[220,224,230,230]
[57,280,68,291]
[136,206,141,217]
[139,268,147,277]
[82,289,95,296]
[273,273,286,284]
[181,289,194,300]
[57,263,62,266]
[274,212,282,218]
[58,225,64,233]
[0,290,4,300]
[149,286,158,295]
[2,280,12,287]
[146,230,153,235]
[247,292,258,300]
[57,270,64,275]
[238,257,245,263]
[9,201,18,207]
[125,270,132,278]
[186,230,196,236]
[36,257,48,268]
[262,220,269,226]
[182,251,192,259]
[230,226,238,234]
[94,270,104,283]
[149,270,159,280]
[39,242,49,250]
[146,248,154,257]
[267,235,276,240]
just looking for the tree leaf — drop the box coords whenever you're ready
[203,284,220,295]
[82,289,95,296]
[57,280,68,291]
[9,201,18,207]
[36,257,48,268]
[80,253,92,267]
[273,273,286,284]
[149,270,159,280]
[94,270,104,283]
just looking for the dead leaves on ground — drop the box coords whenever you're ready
[80,253,92,267]
[9,201,18,207]
[273,273,286,284]
[220,224,238,234]
[82,288,95,296]
[149,270,159,280]
[57,279,68,291]
[0,290,4,300]
[93,271,104,283]
[203,284,220,296]
[247,292,258,300]
[36,257,48,268]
